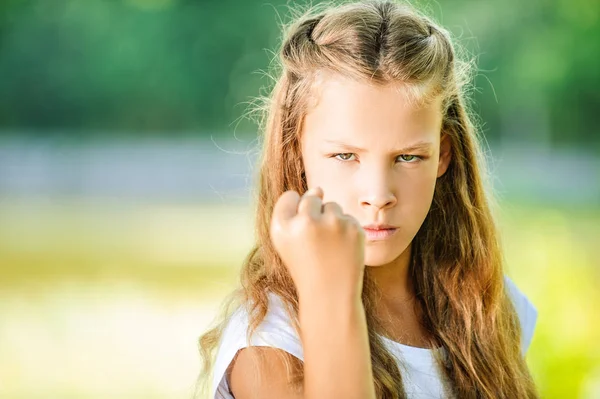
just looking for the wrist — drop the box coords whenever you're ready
[298,284,364,318]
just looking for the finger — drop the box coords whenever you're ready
[298,187,324,219]
[342,213,364,231]
[272,190,301,223]
[307,186,324,198]
[303,186,323,199]
[322,201,343,217]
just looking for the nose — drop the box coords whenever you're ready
[360,191,397,211]
[358,170,397,211]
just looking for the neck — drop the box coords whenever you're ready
[368,243,436,347]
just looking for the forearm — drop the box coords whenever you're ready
[299,291,376,399]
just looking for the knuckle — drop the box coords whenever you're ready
[344,216,361,233]
[283,189,300,198]
[323,203,342,218]
[325,201,342,213]
[325,215,345,233]
[295,214,317,232]
[280,190,300,204]
[270,219,284,236]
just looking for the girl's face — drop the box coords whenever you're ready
[300,74,451,267]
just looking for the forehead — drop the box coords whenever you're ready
[302,74,443,144]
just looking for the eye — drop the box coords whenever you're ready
[397,154,422,163]
[333,153,356,162]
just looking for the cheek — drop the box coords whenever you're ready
[302,154,326,188]
[319,181,348,205]
[304,167,355,213]
[399,171,438,216]
[303,160,342,194]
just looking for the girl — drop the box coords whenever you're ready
[198,0,539,398]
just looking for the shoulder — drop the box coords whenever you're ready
[503,274,539,356]
[228,346,304,399]
[211,292,303,398]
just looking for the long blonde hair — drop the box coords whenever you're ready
[197,1,539,397]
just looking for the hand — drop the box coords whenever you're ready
[269,187,366,300]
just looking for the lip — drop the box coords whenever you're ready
[362,223,398,230]
[362,225,398,241]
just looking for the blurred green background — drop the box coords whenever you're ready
[0,0,598,398]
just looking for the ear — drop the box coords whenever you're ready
[436,133,452,178]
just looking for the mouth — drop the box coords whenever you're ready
[362,227,398,241]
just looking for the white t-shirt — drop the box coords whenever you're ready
[211,274,538,398]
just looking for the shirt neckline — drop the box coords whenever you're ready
[377,334,444,357]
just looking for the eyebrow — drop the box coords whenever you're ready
[322,139,435,153]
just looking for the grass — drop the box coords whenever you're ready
[0,198,598,398]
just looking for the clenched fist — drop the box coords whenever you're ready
[269,187,366,300]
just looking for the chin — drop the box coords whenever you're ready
[365,242,409,267]
[363,245,407,267]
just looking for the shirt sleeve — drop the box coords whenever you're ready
[211,293,304,399]
[503,274,539,356]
